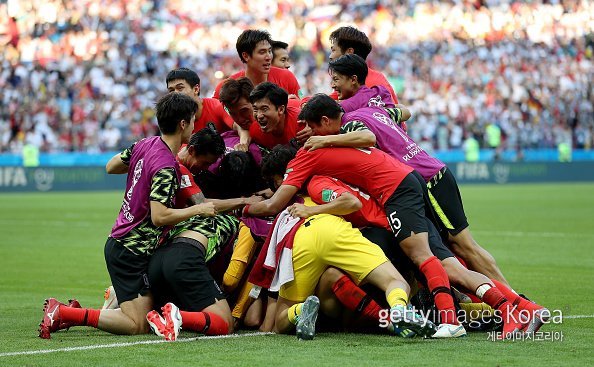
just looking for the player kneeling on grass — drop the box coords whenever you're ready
[247,148,436,340]
[144,213,241,341]
[264,196,435,340]
[38,93,217,339]
[291,173,550,339]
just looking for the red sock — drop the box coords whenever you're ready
[491,279,542,313]
[59,306,100,328]
[482,287,523,336]
[419,256,458,325]
[332,275,383,322]
[180,311,229,336]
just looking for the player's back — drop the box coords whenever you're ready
[285,146,413,205]
[342,108,444,181]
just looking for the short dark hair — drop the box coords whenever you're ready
[166,68,200,89]
[271,40,289,52]
[218,151,267,198]
[249,82,289,110]
[155,93,198,135]
[219,77,254,107]
[297,94,343,125]
[187,127,226,157]
[329,54,368,85]
[329,26,372,60]
[236,29,272,63]
[261,145,297,180]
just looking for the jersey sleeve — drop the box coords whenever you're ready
[150,167,179,206]
[281,150,316,189]
[216,101,235,129]
[119,142,136,165]
[307,176,350,204]
[176,164,202,207]
[213,80,224,99]
[340,120,369,134]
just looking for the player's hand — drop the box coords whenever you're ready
[287,203,312,218]
[196,202,217,217]
[234,142,249,152]
[295,123,312,145]
[303,136,328,151]
[244,195,264,205]
[255,188,274,198]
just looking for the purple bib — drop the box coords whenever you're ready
[111,137,180,238]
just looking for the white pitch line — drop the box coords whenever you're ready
[0,332,273,358]
[564,314,594,319]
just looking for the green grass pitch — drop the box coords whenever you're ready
[1,183,593,366]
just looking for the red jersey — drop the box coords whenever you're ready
[213,66,301,99]
[307,175,389,230]
[175,163,202,209]
[194,98,234,133]
[367,68,398,104]
[283,147,413,206]
[330,67,399,104]
[249,98,304,149]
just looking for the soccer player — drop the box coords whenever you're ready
[329,54,410,117]
[145,207,241,340]
[271,40,291,69]
[213,30,301,99]
[301,94,511,287]
[328,26,398,104]
[290,174,547,338]
[38,93,217,339]
[166,68,234,134]
[252,148,435,339]
[249,82,309,148]
[243,142,461,336]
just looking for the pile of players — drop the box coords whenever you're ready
[38,27,550,342]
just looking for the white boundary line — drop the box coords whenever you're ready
[2,315,594,357]
[0,332,273,358]
[564,314,594,319]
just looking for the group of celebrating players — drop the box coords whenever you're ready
[38,26,550,342]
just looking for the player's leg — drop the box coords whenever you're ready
[260,295,277,332]
[384,173,459,331]
[274,295,320,340]
[316,267,373,320]
[39,238,154,339]
[148,235,232,339]
[275,221,325,338]
[428,168,509,286]
[448,229,509,286]
[312,215,434,337]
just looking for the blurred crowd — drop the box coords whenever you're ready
[0,0,593,153]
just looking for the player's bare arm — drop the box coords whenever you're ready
[304,130,376,151]
[233,122,251,151]
[150,201,216,227]
[246,184,298,216]
[288,192,361,218]
[106,153,129,174]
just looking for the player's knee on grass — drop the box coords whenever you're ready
[120,296,153,334]
[244,298,264,328]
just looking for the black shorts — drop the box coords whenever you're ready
[104,237,151,304]
[427,167,469,235]
[360,226,415,277]
[148,237,225,312]
[384,172,429,243]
